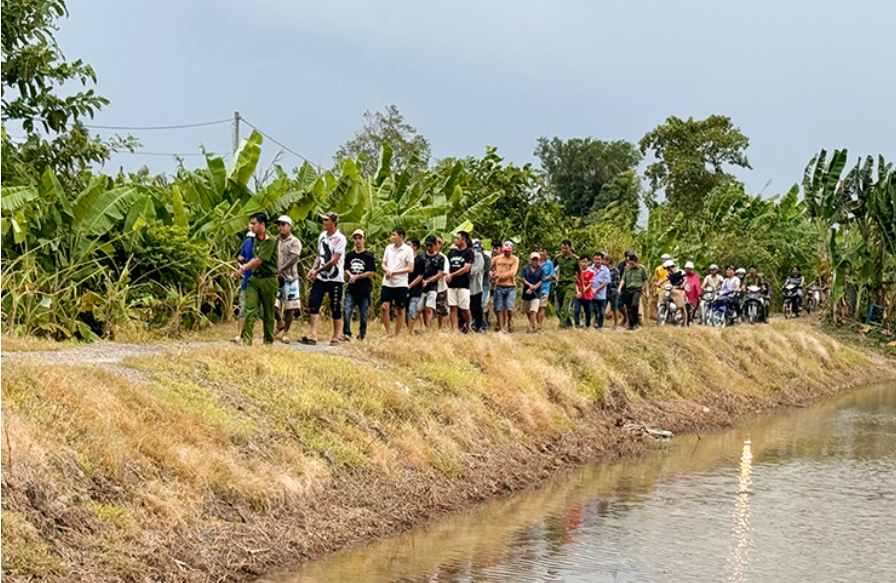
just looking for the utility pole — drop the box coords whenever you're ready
[232,111,240,154]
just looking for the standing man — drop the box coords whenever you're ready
[421,235,444,330]
[520,252,546,333]
[303,212,346,345]
[554,240,581,329]
[434,236,451,329]
[591,252,611,330]
[445,231,474,332]
[406,238,426,335]
[491,241,519,333]
[381,227,415,337]
[469,239,486,333]
[274,215,302,344]
[683,261,703,325]
[574,256,594,328]
[343,229,376,341]
[617,249,634,328]
[234,226,255,342]
[234,212,278,345]
[480,240,493,331]
[605,254,621,329]
[537,247,555,331]
[618,253,648,330]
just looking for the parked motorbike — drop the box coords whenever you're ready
[783,283,800,318]
[699,285,716,325]
[743,285,765,324]
[657,283,684,326]
[711,290,740,328]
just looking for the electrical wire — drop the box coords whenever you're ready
[239,117,324,169]
[82,119,231,131]
[118,151,225,157]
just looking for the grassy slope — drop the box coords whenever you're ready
[2,322,894,582]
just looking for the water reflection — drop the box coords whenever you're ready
[263,383,896,583]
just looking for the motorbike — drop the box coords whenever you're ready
[782,283,800,319]
[806,284,821,313]
[657,283,683,326]
[711,290,740,328]
[698,285,717,325]
[742,285,765,325]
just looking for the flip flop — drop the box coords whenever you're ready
[299,337,317,345]
[329,339,341,346]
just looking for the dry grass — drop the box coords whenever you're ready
[1,321,892,582]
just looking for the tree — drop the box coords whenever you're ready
[586,169,642,230]
[333,105,431,178]
[1,0,136,187]
[534,137,641,218]
[639,115,751,216]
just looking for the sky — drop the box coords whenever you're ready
[51,0,896,195]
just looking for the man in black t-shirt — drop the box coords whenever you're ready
[342,229,376,340]
[445,231,474,332]
[405,238,426,334]
[421,235,444,330]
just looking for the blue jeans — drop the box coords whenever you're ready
[573,297,592,328]
[593,298,607,328]
[343,293,369,339]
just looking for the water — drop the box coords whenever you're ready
[263,383,896,583]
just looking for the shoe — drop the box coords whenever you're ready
[340,334,352,342]
[299,337,317,345]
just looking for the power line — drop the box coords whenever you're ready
[82,118,231,131]
[239,117,324,170]
[118,150,226,157]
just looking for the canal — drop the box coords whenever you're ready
[262,382,896,582]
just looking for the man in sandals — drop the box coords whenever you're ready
[274,215,302,344]
[302,212,346,345]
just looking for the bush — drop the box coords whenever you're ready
[131,225,209,291]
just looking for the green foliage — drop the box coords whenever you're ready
[130,225,209,291]
[333,105,431,178]
[534,136,641,217]
[639,115,751,216]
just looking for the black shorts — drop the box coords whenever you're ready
[380,286,408,307]
[308,280,343,316]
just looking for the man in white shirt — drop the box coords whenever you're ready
[302,212,346,345]
[380,227,415,337]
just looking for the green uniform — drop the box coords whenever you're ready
[241,235,279,344]
[554,255,581,328]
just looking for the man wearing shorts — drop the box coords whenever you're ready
[303,212,346,345]
[380,227,414,337]
[521,252,546,333]
[490,240,519,333]
[421,235,444,330]
[445,231,474,332]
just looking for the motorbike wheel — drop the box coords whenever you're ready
[712,311,725,328]
[783,301,792,319]
[657,307,666,326]
[748,305,758,325]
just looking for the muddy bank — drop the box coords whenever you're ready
[2,323,894,582]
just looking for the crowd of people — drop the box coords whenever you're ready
[232,211,807,345]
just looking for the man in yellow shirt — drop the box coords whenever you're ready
[651,253,671,320]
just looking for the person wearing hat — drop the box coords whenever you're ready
[657,259,688,325]
[683,261,702,325]
[234,212,279,344]
[274,215,303,344]
[703,264,723,292]
[651,253,673,321]
[234,223,256,342]
[342,229,376,341]
[490,240,519,333]
[420,235,444,330]
[303,211,346,345]
[520,252,546,333]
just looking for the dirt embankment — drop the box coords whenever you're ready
[2,322,894,582]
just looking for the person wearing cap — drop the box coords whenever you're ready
[303,212,346,345]
[468,239,486,333]
[683,261,702,326]
[591,252,611,330]
[618,253,648,330]
[234,224,256,342]
[405,237,426,335]
[234,212,279,344]
[520,252,546,333]
[380,227,415,337]
[490,240,519,333]
[342,229,376,341]
[536,248,555,331]
[274,215,303,344]
[554,240,582,329]
[658,259,688,325]
[445,231,475,332]
[703,264,723,292]
[651,253,672,321]
[421,235,444,330]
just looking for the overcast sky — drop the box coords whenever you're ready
[55,0,895,195]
